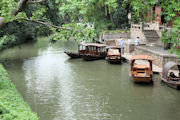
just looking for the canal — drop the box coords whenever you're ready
[0,38,180,120]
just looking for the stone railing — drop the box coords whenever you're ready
[159,25,165,31]
[165,27,173,32]
[130,22,146,44]
[131,22,143,30]
[143,22,163,31]
[131,22,171,31]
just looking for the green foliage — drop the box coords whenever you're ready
[0,35,17,50]
[0,0,65,50]
[161,16,180,58]
[0,64,39,120]
[112,2,129,28]
[0,21,38,51]
[0,0,17,22]
[43,0,64,25]
[159,0,180,22]
[0,0,130,48]
[159,0,180,58]
[53,23,96,44]
[59,0,88,21]
[124,0,155,18]
[31,7,46,20]
[59,0,118,20]
[125,0,180,58]
[58,0,129,35]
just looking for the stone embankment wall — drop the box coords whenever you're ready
[102,32,130,40]
[99,30,130,43]
[134,46,178,68]
[124,43,135,53]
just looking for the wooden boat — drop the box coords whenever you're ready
[106,46,121,64]
[80,43,106,61]
[130,55,153,83]
[64,45,86,59]
[161,62,180,90]
[64,51,81,58]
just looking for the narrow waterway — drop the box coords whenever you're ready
[0,39,180,120]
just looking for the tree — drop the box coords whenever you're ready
[159,0,180,58]
[0,0,64,49]
[0,0,131,46]
[0,0,96,45]
[124,0,180,58]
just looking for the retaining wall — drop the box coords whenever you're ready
[134,46,178,68]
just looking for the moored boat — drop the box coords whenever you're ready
[161,62,180,90]
[64,51,81,58]
[106,46,121,64]
[64,44,86,59]
[130,55,153,83]
[80,43,106,61]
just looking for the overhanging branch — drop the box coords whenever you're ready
[0,0,45,28]
[17,18,73,31]
[28,0,46,4]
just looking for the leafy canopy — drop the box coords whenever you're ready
[0,0,122,44]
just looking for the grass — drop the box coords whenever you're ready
[0,64,39,120]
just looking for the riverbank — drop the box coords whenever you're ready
[0,64,39,120]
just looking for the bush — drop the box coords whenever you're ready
[0,64,39,120]
[0,35,17,50]
[113,6,129,29]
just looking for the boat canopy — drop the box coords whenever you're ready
[80,43,106,47]
[108,49,120,56]
[133,64,149,69]
[131,55,153,61]
[162,62,180,80]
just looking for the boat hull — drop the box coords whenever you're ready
[131,75,152,83]
[161,77,180,90]
[81,54,106,61]
[64,52,81,58]
[106,57,121,64]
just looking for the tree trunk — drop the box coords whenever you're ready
[0,17,6,29]
[110,13,114,24]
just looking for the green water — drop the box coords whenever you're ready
[0,39,180,120]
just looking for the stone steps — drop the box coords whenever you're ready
[143,30,160,43]
[143,34,159,38]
